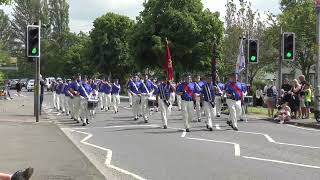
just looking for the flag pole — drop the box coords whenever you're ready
[165,37,169,81]
[211,37,217,85]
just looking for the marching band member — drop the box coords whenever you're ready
[224,73,243,131]
[69,74,82,123]
[215,76,225,118]
[194,75,204,122]
[51,80,57,109]
[168,80,176,112]
[59,79,66,113]
[63,79,71,116]
[88,89,99,121]
[97,78,105,110]
[157,80,171,129]
[139,74,154,123]
[55,78,62,112]
[201,75,216,131]
[112,79,121,114]
[79,77,92,126]
[128,75,141,121]
[176,74,201,132]
[126,76,133,108]
[176,80,182,111]
[101,77,112,111]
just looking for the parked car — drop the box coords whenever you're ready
[45,77,55,91]
[20,78,29,88]
[27,79,35,92]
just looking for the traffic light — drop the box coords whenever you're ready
[282,32,295,60]
[248,39,259,64]
[27,25,40,58]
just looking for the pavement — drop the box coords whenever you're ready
[41,92,320,180]
[0,90,106,180]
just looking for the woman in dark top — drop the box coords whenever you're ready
[281,78,292,103]
[289,79,301,119]
[16,81,22,96]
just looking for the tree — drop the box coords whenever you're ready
[90,12,135,80]
[130,0,223,77]
[0,0,11,5]
[48,0,69,36]
[278,0,316,80]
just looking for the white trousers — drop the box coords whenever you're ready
[132,95,140,118]
[195,97,201,120]
[128,91,133,106]
[103,93,112,110]
[182,100,194,129]
[59,94,65,112]
[56,93,61,110]
[158,99,168,126]
[72,96,81,121]
[203,101,215,128]
[226,99,241,128]
[177,95,182,110]
[65,96,71,115]
[53,91,57,108]
[112,94,120,112]
[80,97,88,121]
[98,92,105,109]
[215,96,223,116]
[169,92,176,111]
[141,95,149,120]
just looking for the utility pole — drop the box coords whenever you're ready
[315,0,320,121]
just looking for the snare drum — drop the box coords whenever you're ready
[88,100,98,110]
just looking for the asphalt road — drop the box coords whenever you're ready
[41,92,320,180]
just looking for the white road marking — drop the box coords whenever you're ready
[57,113,62,116]
[72,129,147,180]
[215,124,221,130]
[123,106,132,110]
[72,124,159,130]
[237,130,320,149]
[238,131,276,143]
[181,131,187,138]
[287,124,320,132]
[186,137,241,157]
[242,156,320,169]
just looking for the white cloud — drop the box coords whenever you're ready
[0,0,280,33]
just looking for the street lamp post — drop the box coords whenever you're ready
[315,0,320,121]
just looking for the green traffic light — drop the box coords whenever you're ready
[31,48,37,55]
[250,56,256,62]
[286,52,292,58]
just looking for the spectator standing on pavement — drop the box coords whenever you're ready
[15,80,22,97]
[289,79,301,119]
[255,86,264,107]
[5,80,13,100]
[281,78,292,103]
[298,75,308,119]
[40,75,45,114]
[263,80,277,118]
[304,83,312,119]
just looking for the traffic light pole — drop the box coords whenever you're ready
[315,3,320,121]
[35,56,40,122]
[278,27,283,99]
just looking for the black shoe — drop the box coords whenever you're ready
[240,119,244,122]
[108,107,110,110]
[209,127,213,131]
[11,167,34,180]
[101,108,104,110]
[164,125,167,129]
[232,126,239,131]
[134,117,138,121]
[186,128,190,132]
[198,118,201,122]
[217,115,221,118]
[206,125,209,129]
[145,120,148,123]
[130,105,132,107]
[227,121,232,127]
[83,122,86,126]
[86,119,89,124]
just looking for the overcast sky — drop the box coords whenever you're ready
[0,0,281,33]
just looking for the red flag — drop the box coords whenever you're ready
[164,45,173,81]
